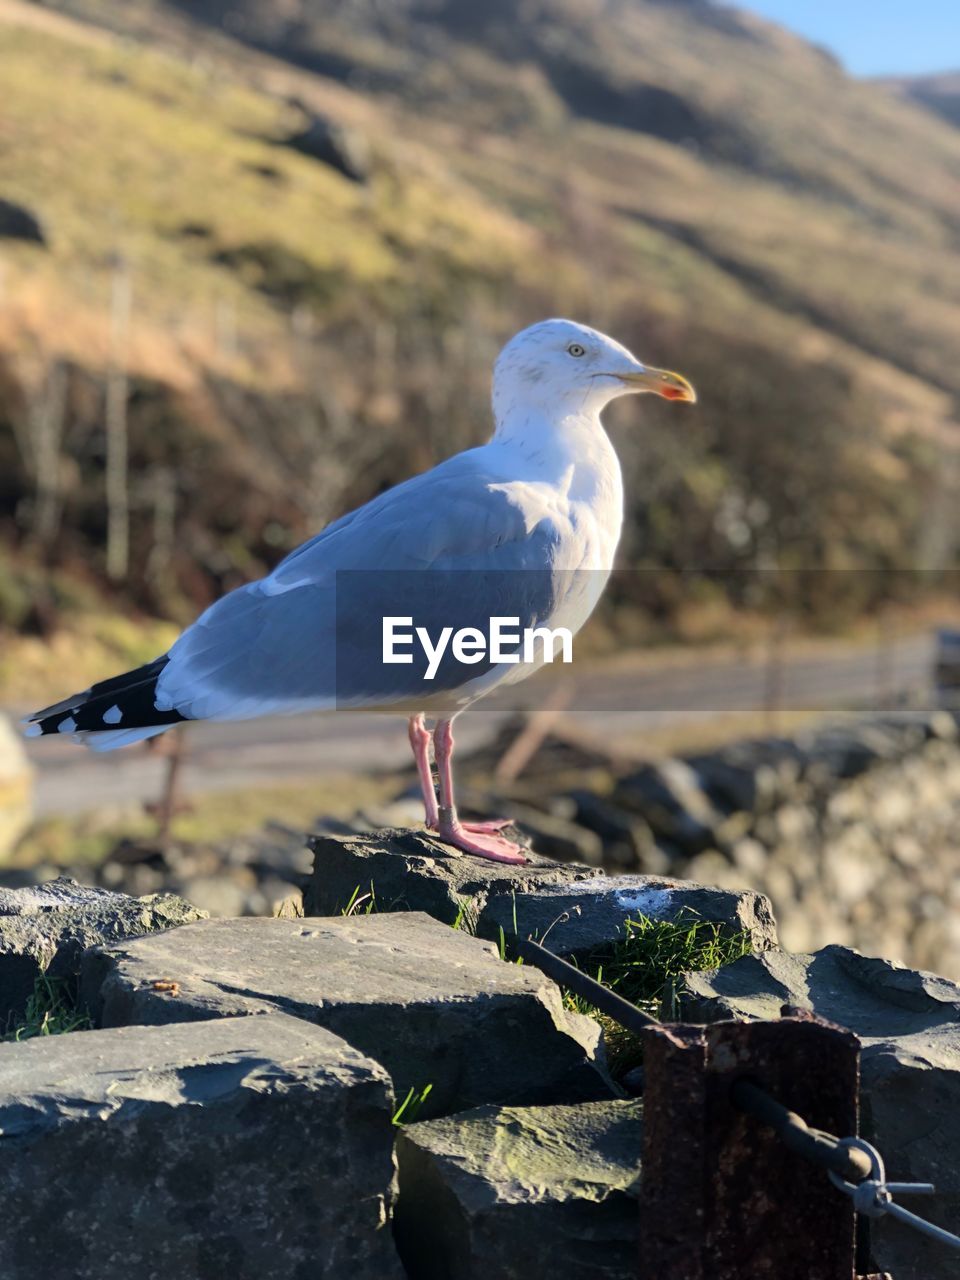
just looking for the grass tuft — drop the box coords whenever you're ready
[392,1083,433,1126]
[340,883,378,917]
[561,914,753,1075]
[2,974,92,1042]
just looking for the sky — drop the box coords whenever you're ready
[735,1,960,77]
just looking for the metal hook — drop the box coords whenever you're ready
[829,1136,960,1251]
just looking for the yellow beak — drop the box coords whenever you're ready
[613,366,697,403]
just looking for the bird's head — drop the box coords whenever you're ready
[492,318,696,422]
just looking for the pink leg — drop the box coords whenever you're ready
[407,713,438,829]
[434,717,527,864]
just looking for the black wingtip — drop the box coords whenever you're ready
[24,655,184,738]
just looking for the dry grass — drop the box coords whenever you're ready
[7,773,393,869]
[0,613,179,707]
[0,10,535,390]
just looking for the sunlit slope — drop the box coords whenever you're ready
[0,6,536,390]
[5,0,959,417]
[0,0,957,635]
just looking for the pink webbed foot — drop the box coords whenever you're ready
[442,818,515,836]
[437,822,529,865]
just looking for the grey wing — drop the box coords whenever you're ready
[154,458,566,720]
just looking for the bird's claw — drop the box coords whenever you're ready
[430,817,515,836]
[436,822,528,865]
[461,818,515,835]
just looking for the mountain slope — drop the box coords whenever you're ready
[883,71,960,130]
[31,0,960,410]
[174,0,960,393]
[1,0,957,639]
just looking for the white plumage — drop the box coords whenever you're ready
[27,318,695,862]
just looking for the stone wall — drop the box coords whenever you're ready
[439,709,960,979]
[610,711,960,975]
[2,858,958,1277]
[7,708,958,983]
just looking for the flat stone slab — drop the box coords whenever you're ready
[678,945,960,1280]
[0,876,206,1029]
[305,830,776,958]
[395,1099,644,1279]
[479,875,778,958]
[0,1012,401,1279]
[82,914,612,1118]
[305,828,602,928]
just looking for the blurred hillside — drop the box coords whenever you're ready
[1,0,959,659]
[885,70,960,130]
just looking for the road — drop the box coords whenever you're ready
[14,632,935,818]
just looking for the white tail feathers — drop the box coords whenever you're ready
[77,724,170,752]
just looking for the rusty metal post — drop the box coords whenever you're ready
[640,1012,863,1280]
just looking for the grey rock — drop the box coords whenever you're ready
[687,738,803,813]
[284,113,370,182]
[237,831,314,878]
[926,708,959,740]
[344,797,432,833]
[565,789,657,867]
[534,792,581,823]
[633,842,675,876]
[686,755,768,815]
[248,875,304,917]
[176,873,251,918]
[614,760,721,852]
[96,860,166,897]
[805,729,886,782]
[0,877,206,1029]
[82,913,613,1119]
[620,1065,645,1096]
[0,1012,401,1280]
[395,1099,644,1280]
[797,717,929,789]
[304,829,776,958]
[0,197,46,244]
[729,836,768,877]
[0,879,120,915]
[504,801,604,864]
[678,944,960,1032]
[678,945,960,1280]
[305,827,602,929]
[479,875,778,959]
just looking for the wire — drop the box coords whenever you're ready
[517,937,659,1033]
[518,935,960,1254]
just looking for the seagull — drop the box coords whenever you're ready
[25,319,695,864]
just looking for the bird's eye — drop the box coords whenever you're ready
[567,343,586,358]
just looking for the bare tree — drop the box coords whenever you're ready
[289,307,367,531]
[215,296,238,361]
[8,355,69,549]
[31,361,68,548]
[105,257,132,582]
[916,424,960,573]
[145,465,178,590]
